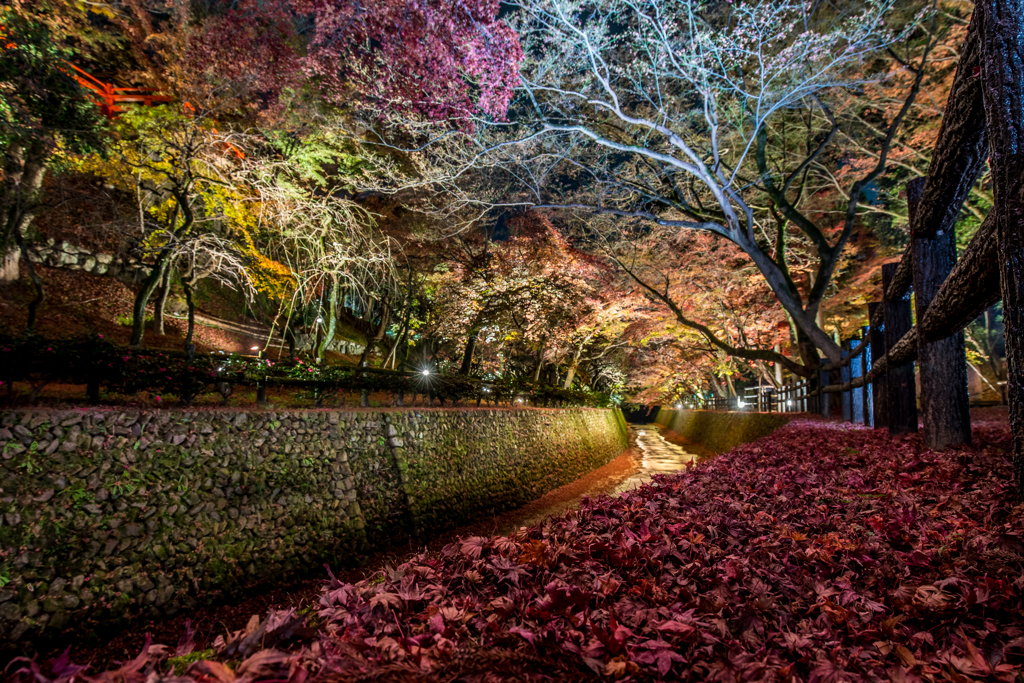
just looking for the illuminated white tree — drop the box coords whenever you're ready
[378,0,932,372]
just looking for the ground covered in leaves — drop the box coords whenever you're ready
[10,419,1024,682]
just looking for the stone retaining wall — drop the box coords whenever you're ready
[24,240,150,280]
[0,407,627,642]
[654,408,793,453]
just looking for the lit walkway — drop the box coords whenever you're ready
[612,425,698,493]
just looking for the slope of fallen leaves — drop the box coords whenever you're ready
[10,420,1024,682]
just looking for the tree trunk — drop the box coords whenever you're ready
[459,330,479,375]
[725,372,737,401]
[359,299,390,367]
[910,178,971,449]
[919,213,1001,341]
[152,266,172,335]
[882,262,918,435]
[708,375,725,399]
[914,10,988,240]
[184,278,197,353]
[562,362,578,390]
[318,276,340,363]
[532,343,545,383]
[397,266,414,367]
[979,0,1024,496]
[15,231,44,333]
[130,257,169,347]
[1,144,46,256]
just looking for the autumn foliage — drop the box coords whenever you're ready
[13,420,1023,681]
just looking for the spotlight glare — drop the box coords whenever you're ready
[422,369,430,376]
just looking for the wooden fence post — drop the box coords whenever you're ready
[850,336,864,424]
[818,369,831,418]
[882,263,918,434]
[868,302,887,429]
[860,327,871,426]
[909,178,972,449]
[841,340,853,422]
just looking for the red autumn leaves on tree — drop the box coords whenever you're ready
[295,0,522,121]
[117,0,522,123]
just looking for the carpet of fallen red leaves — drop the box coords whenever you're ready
[9,419,1024,682]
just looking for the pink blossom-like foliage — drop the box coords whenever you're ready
[295,0,522,122]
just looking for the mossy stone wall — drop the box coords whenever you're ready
[0,407,626,642]
[654,408,793,453]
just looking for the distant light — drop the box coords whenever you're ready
[316,317,323,324]
[787,400,793,406]
[675,403,682,409]
[251,346,259,351]
[422,369,430,376]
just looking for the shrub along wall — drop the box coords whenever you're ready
[655,408,793,454]
[0,407,627,643]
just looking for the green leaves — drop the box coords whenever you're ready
[0,6,103,154]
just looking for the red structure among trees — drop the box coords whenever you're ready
[65,63,171,119]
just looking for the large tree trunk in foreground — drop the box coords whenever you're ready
[914,10,988,240]
[910,179,971,450]
[919,214,1001,341]
[979,0,1024,497]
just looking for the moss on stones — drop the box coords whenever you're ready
[0,406,627,644]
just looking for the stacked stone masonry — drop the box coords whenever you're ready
[24,240,150,279]
[655,408,793,453]
[0,407,627,642]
